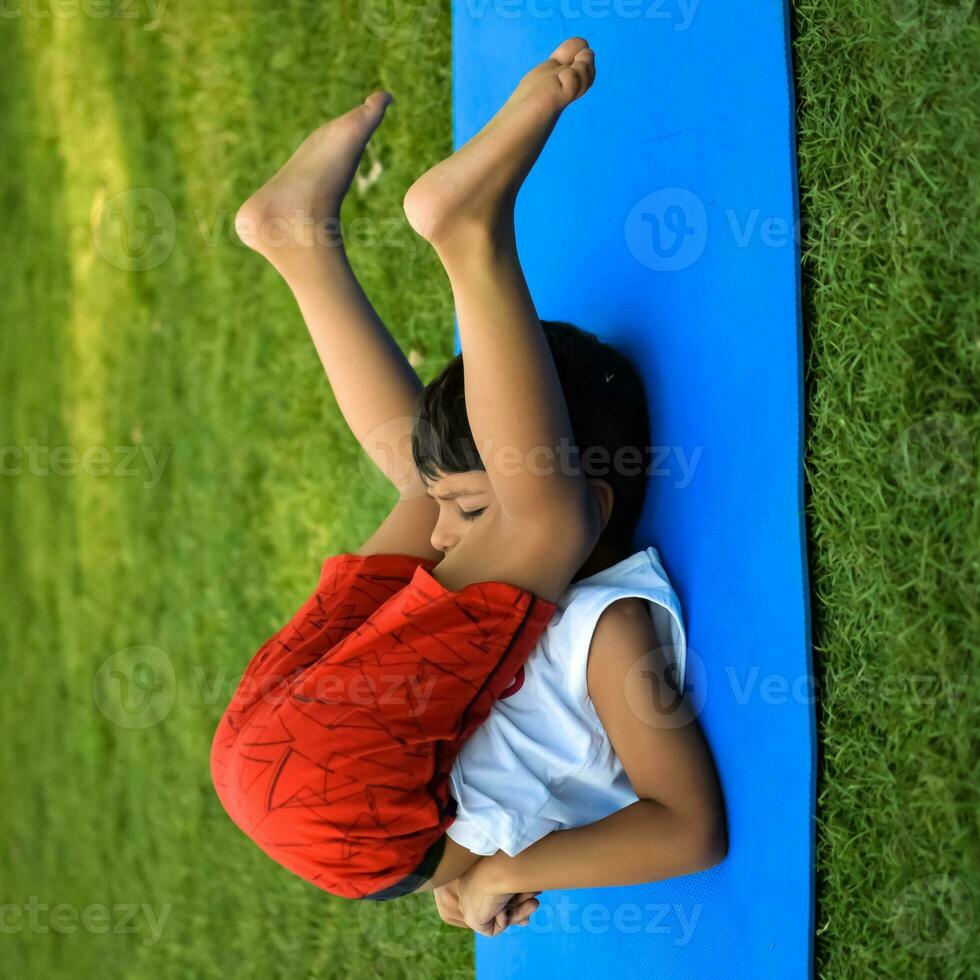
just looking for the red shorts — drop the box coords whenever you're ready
[210,552,556,900]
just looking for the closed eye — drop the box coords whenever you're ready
[460,507,487,522]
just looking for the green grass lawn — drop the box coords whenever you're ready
[1,2,976,978]
[797,4,979,976]
[795,0,980,980]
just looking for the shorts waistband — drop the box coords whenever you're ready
[358,832,449,902]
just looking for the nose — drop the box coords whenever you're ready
[430,512,458,554]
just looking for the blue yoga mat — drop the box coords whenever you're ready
[452,3,813,978]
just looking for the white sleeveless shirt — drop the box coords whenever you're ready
[447,547,687,857]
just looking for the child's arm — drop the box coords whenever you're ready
[237,96,440,561]
[406,47,597,529]
[284,251,443,561]
[421,231,601,599]
[241,99,428,499]
[285,255,426,498]
[434,878,540,933]
[455,599,727,934]
[406,42,602,601]
[442,245,586,521]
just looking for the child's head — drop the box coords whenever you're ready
[412,321,651,566]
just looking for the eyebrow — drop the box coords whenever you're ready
[425,489,486,500]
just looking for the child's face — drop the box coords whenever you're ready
[423,469,495,555]
[423,470,615,557]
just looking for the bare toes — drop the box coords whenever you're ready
[363,90,394,116]
[557,66,580,100]
[572,49,596,89]
[330,91,392,142]
[549,36,590,65]
[556,55,594,102]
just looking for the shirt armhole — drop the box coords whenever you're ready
[562,593,651,780]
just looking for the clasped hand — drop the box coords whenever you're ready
[433,871,540,937]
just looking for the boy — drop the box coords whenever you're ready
[211,38,726,937]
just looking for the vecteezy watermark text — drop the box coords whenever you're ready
[93,648,443,730]
[1,441,171,489]
[358,424,704,500]
[0,897,171,947]
[0,0,167,30]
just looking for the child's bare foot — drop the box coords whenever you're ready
[235,92,393,265]
[403,38,595,249]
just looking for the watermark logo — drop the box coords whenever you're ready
[625,643,706,728]
[455,0,701,30]
[0,0,168,30]
[527,894,704,941]
[93,187,176,272]
[228,209,425,256]
[625,188,707,272]
[93,645,176,729]
[0,440,172,489]
[891,0,975,42]
[891,874,974,957]
[356,415,704,500]
[356,415,429,500]
[0,897,171,947]
[356,0,441,42]
[721,665,966,711]
[357,879,441,957]
[892,414,973,500]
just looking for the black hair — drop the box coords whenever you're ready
[411,321,651,556]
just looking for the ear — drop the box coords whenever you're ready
[588,479,615,531]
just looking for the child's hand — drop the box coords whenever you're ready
[456,865,540,936]
[497,892,540,930]
[432,879,467,928]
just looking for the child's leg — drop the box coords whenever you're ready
[404,38,600,601]
[237,93,439,562]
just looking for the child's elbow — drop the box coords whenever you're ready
[667,803,727,876]
[690,815,728,873]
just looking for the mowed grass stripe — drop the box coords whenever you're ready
[2,4,467,978]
